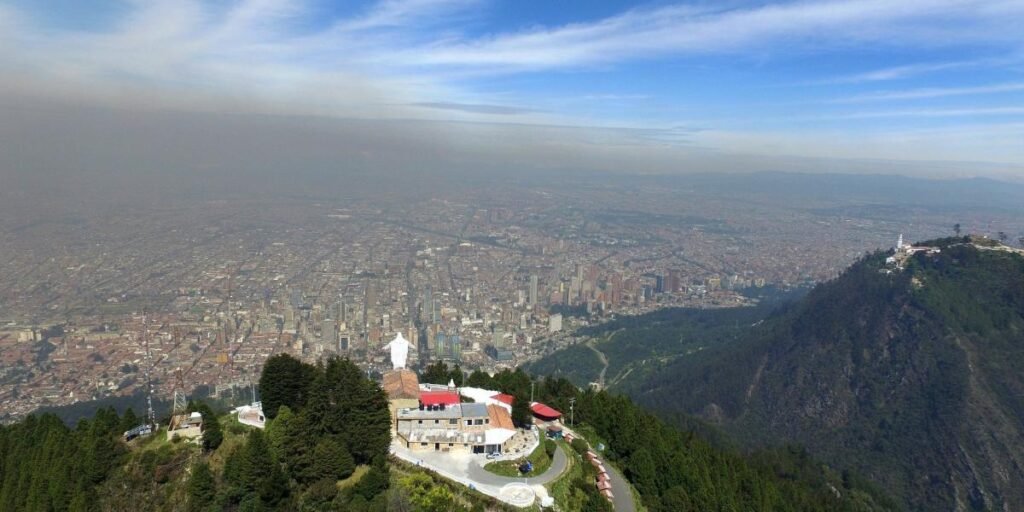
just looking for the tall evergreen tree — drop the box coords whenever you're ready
[259,353,314,419]
[222,430,289,508]
[188,401,223,452]
[465,370,494,388]
[119,407,139,432]
[186,461,216,512]
[307,438,355,483]
[265,405,293,458]
[420,361,451,385]
[511,394,531,427]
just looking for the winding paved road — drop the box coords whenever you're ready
[391,436,569,507]
[604,460,636,512]
[393,432,635,511]
[464,442,568,486]
[563,426,637,512]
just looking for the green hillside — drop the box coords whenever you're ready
[557,237,1024,511]
[2,353,897,511]
[525,303,777,390]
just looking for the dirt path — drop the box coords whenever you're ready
[586,340,609,388]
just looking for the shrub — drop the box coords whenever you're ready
[571,438,588,455]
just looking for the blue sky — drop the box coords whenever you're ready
[1,0,1024,176]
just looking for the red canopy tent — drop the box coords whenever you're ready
[530,402,562,421]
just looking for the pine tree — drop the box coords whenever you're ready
[196,403,223,452]
[301,438,355,484]
[511,394,531,427]
[280,412,315,481]
[259,353,313,419]
[353,459,389,501]
[186,461,216,512]
[239,430,289,507]
[120,407,139,432]
[265,405,293,458]
[420,361,450,385]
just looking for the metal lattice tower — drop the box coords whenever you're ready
[172,367,187,416]
[143,313,156,428]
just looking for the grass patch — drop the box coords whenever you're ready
[390,457,528,511]
[337,465,369,490]
[546,442,581,505]
[207,414,251,472]
[483,439,554,477]
[571,424,609,453]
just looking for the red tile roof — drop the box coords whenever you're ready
[419,390,460,406]
[491,393,515,405]
[487,404,515,430]
[382,369,420,400]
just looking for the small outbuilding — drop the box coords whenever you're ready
[530,402,562,422]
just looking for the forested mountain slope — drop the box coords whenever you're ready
[631,238,1024,511]
[1,353,896,511]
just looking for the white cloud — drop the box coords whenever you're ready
[832,82,1024,102]
[408,0,1024,72]
[836,107,1024,119]
[337,0,480,31]
[821,59,998,83]
[1,0,1023,174]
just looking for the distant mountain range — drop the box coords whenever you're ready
[530,237,1024,511]
[647,171,1024,211]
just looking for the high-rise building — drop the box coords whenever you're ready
[322,319,337,349]
[435,332,447,358]
[529,275,538,306]
[549,314,563,333]
[449,333,462,362]
[492,325,506,348]
[655,275,665,294]
[334,300,346,323]
[668,270,680,293]
[422,285,432,322]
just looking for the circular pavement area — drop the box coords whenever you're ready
[498,483,536,507]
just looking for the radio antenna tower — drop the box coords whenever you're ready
[172,367,187,415]
[143,312,156,428]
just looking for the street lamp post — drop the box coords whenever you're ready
[569,397,576,428]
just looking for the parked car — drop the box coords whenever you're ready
[486,451,502,459]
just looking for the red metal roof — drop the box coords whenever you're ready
[530,402,562,419]
[419,390,460,406]
[492,393,515,405]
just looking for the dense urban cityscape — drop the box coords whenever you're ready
[2,175,1016,421]
[3,0,1024,510]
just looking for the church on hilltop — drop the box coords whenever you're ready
[885,234,941,269]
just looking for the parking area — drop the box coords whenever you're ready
[390,429,568,508]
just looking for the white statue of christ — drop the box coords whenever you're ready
[384,332,412,369]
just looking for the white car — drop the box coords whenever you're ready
[486,451,502,459]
